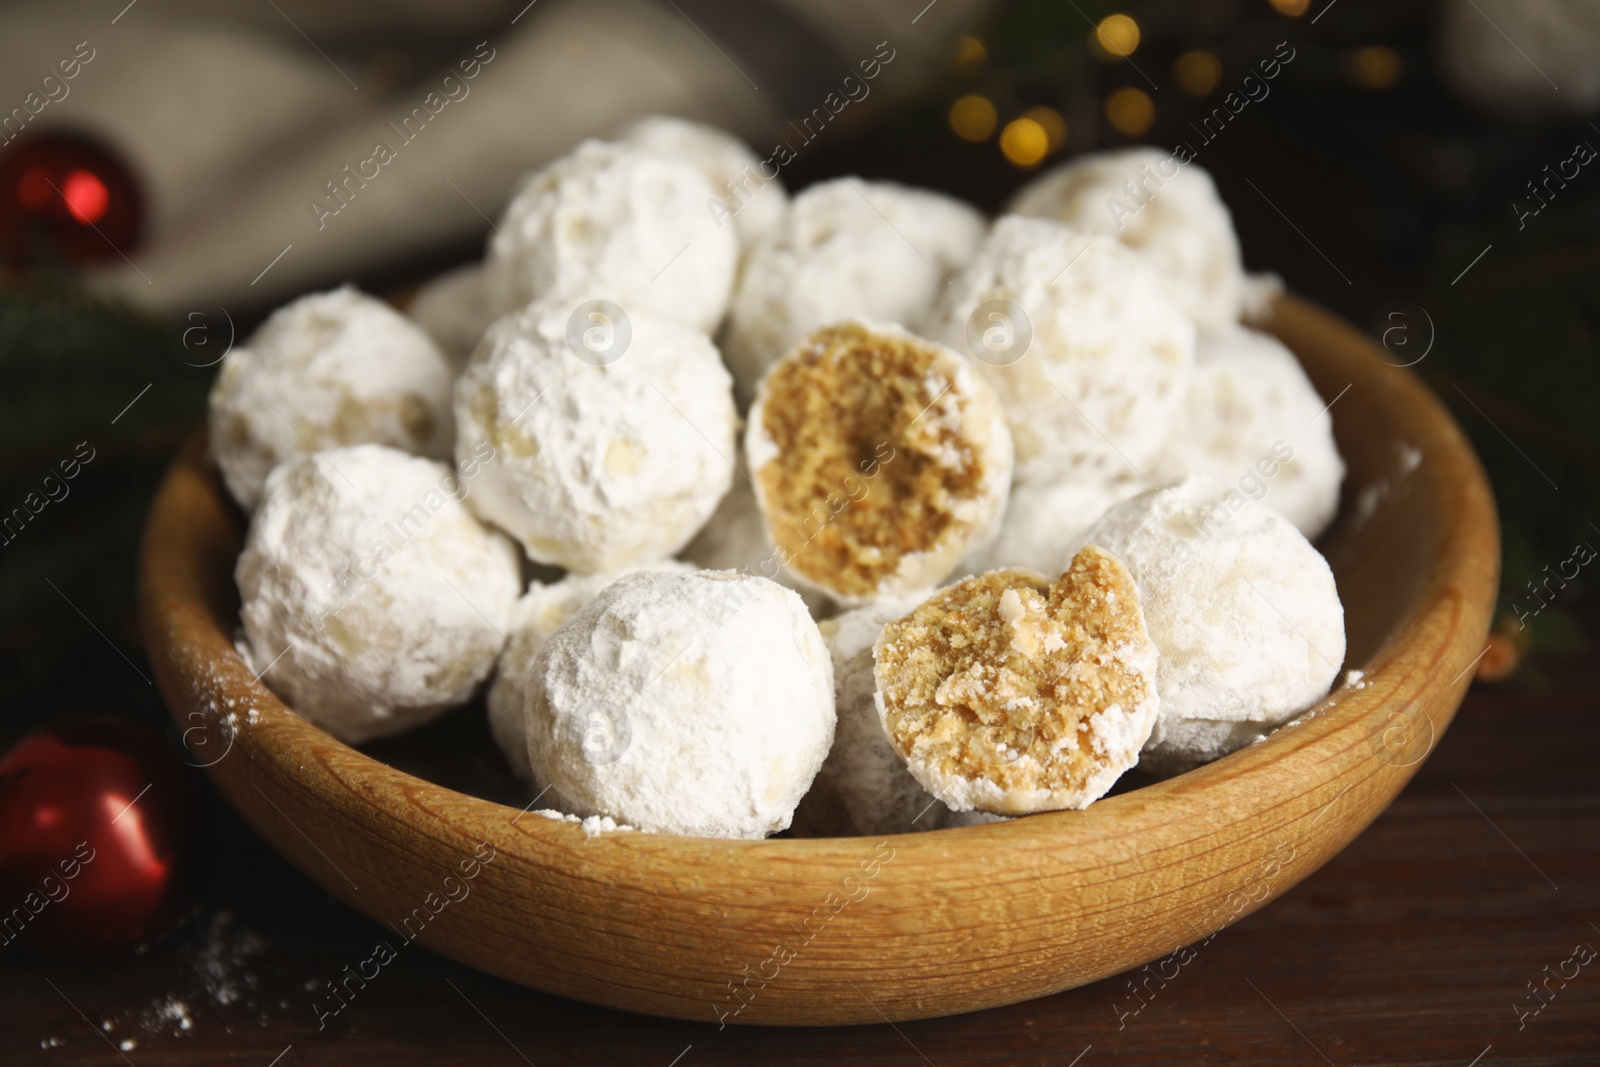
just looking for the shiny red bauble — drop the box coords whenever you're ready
[0,131,142,266]
[0,718,205,955]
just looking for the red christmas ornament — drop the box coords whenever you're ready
[0,718,205,956]
[0,131,142,267]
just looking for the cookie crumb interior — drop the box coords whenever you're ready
[756,323,987,594]
[876,546,1156,805]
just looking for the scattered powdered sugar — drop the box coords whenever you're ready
[74,910,273,1049]
[1397,442,1423,474]
[531,809,636,837]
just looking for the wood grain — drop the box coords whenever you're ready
[135,293,1500,1026]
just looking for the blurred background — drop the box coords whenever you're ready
[0,0,1597,1049]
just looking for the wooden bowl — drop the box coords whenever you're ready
[138,293,1498,1026]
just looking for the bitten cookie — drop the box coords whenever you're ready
[1064,476,1345,773]
[874,547,1160,814]
[747,321,1013,604]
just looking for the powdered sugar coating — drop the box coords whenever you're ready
[236,445,520,743]
[796,597,958,836]
[1064,476,1345,774]
[407,263,502,367]
[720,178,986,404]
[1151,325,1345,540]
[208,286,455,511]
[526,570,834,839]
[1008,148,1245,331]
[618,115,787,250]
[924,216,1195,485]
[487,560,694,781]
[453,296,737,572]
[484,139,738,333]
[960,475,1144,576]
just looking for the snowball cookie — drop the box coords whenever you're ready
[925,216,1195,486]
[484,139,738,334]
[1007,148,1245,331]
[526,570,834,838]
[678,480,832,617]
[486,560,693,781]
[720,177,986,403]
[747,321,1013,605]
[454,297,737,572]
[407,263,501,367]
[618,115,787,250]
[960,475,1144,577]
[1150,325,1345,541]
[795,598,964,837]
[874,548,1160,814]
[208,286,455,511]
[1064,476,1345,775]
[237,445,520,743]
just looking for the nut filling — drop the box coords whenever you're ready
[754,323,1001,598]
[873,546,1161,813]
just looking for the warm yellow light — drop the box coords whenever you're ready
[1346,45,1403,89]
[949,94,998,142]
[1000,117,1050,168]
[1022,106,1067,152]
[953,35,987,77]
[1093,14,1141,59]
[1269,0,1310,15]
[1173,50,1223,96]
[1104,87,1155,136]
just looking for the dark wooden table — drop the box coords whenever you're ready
[3,640,1596,1067]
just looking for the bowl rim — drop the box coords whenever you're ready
[138,292,1500,1026]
